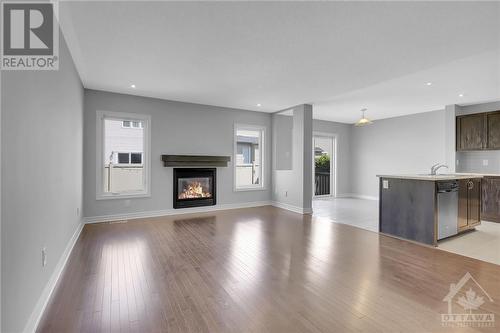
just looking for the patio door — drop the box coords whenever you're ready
[313,134,335,197]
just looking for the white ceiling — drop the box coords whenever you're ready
[59,1,500,123]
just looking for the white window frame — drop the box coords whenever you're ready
[96,111,151,200]
[234,123,266,191]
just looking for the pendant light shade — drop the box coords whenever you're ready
[355,108,373,127]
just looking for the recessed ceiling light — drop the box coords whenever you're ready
[130,84,136,88]
[458,93,464,97]
[426,82,432,86]
[257,103,262,107]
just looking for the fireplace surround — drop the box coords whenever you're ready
[173,168,216,209]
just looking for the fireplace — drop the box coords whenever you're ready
[173,168,216,209]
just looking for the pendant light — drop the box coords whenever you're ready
[354,108,373,127]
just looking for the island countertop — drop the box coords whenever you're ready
[376,174,485,181]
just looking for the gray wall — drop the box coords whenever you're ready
[444,104,458,173]
[274,114,293,170]
[348,101,500,198]
[1,33,83,332]
[0,59,2,333]
[456,100,500,116]
[83,90,272,218]
[272,105,313,211]
[456,101,500,174]
[313,119,352,196]
[350,110,447,198]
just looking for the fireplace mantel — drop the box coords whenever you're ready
[161,155,230,167]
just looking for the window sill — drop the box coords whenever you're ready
[234,186,266,192]
[96,192,151,200]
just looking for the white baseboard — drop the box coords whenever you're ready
[335,193,353,198]
[84,201,272,224]
[351,194,379,201]
[271,201,312,214]
[24,221,84,333]
[335,193,379,201]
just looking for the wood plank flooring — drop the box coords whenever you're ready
[38,206,500,332]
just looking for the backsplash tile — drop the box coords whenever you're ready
[457,151,500,174]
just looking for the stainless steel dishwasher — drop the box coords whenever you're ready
[437,180,459,240]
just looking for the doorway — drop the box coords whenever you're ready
[313,134,336,197]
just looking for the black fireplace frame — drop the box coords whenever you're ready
[173,168,216,209]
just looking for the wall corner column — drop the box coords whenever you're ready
[444,104,459,173]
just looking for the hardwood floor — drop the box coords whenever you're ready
[38,206,500,332]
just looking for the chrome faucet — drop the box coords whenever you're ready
[430,163,448,175]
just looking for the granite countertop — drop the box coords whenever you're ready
[376,174,486,181]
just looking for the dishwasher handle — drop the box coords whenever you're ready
[437,180,459,193]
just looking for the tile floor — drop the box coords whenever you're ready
[438,221,500,264]
[312,197,379,232]
[312,196,500,265]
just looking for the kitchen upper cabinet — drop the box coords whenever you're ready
[482,177,500,223]
[456,114,485,151]
[458,178,481,232]
[487,113,500,149]
[456,110,500,151]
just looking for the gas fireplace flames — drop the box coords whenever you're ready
[178,181,212,199]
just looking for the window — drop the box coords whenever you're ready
[118,152,130,164]
[97,111,151,199]
[113,152,143,165]
[131,153,142,164]
[234,125,265,190]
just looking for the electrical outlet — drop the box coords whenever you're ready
[42,247,47,267]
[483,159,489,166]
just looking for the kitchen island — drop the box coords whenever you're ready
[377,174,483,246]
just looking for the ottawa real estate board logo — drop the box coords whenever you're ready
[1,1,59,70]
[441,272,495,328]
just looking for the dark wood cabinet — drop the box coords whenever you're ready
[457,114,485,150]
[456,110,500,151]
[469,178,481,227]
[482,177,500,223]
[458,179,469,230]
[487,113,500,149]
[458,178,481,232]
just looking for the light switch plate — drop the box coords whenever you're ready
[383,180,389,189]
